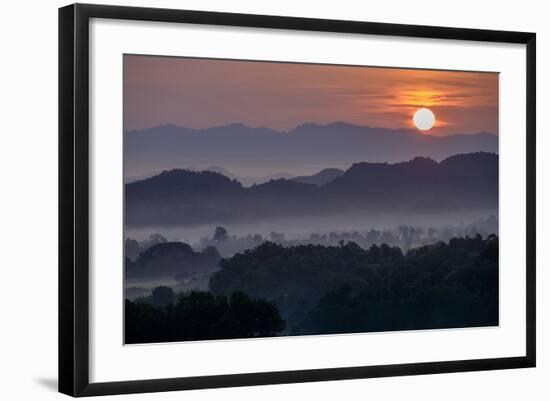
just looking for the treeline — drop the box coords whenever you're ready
[125,241,220,280]
[125,215,498,262]
[210,234,498,335]
[198,216,498,257]
[126,235,498,343]
[125,290,285,344]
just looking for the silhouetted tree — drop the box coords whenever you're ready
[213,226,228,242]
[211,236,498,335]
[125,238,142,260]
[125,241,220,280]
[125,289,285,344]
[151,286,175,307]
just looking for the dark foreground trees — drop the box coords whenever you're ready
[125,291,285,344]
[126,235,498,343]
[211,234,498,335]
[125,241,220,280]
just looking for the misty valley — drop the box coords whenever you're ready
[124,153,499,344]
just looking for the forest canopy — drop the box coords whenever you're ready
[125,290,285,344]
[125,235,498,343]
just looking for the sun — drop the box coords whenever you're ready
[413,108,436,131]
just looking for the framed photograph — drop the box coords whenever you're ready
[59,3,536,397]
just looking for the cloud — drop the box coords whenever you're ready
[124,55,498,136]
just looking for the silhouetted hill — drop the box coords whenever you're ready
[125,241,221,280]
[240,172,294,187]
[326,152,497,211]
[126,169,244,200]
[204,166,237,180]
[292,168,344,186]
[126,170,246,225]
[210,235,498,334]
[124,122,498,179]
[125,152,498,226]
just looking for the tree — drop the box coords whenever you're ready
[125,290,285,344]
[125,238,142,260]
[142,233,168,249]
[125,241,220,280]
[213,226,228,242]
[211,236,498,335]
[151,286,175,307]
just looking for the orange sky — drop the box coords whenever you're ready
[124,55,499,136]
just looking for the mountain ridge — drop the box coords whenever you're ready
[126,152,498,227]
[124,122,498,179]
[127,121,497,138]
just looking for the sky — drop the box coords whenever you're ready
[124,55,499,136]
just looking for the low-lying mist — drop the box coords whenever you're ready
[125,209,498,247]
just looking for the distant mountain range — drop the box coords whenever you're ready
[124,122,498,179]
[126,165,293,186]
[291,168,344,186]
[125,152,498,227]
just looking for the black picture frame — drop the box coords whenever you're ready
[59,3,536,397]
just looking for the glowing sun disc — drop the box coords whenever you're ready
[413,108,435,131]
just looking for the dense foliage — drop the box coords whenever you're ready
[125,290,285,344]
[210,235,498,335]
[125,235,498,343]
[197,216,498,257]
[125,241,220,280]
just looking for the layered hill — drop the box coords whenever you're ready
[125,152,498,227]
[292,168,344,186]
[124,122,498,179]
